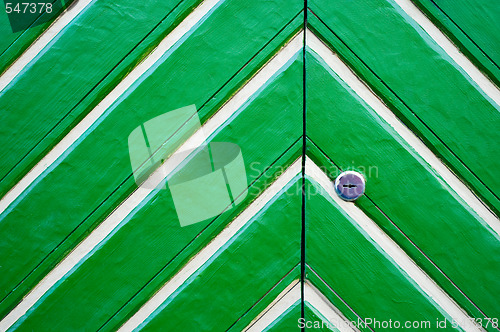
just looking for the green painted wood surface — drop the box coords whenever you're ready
[0,0,74,75]
[14,176,301,330]
[306,141,491,326]
[266,301,301,332]
[432,0,500,66]
[310,0,500,213]
[308,13,500,216]
[9,53,303,330]
[304,265,372,332]
[0,0,204,197]
[0,0,302,317]
[306,178,459,331]
[133,178,302,332]
[412,0,500,86]
[260,301,339,332]
[228,267,301,332]
[304,304,339,332]
[306,49,500,320]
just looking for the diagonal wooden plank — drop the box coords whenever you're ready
[1,1,498,330]
[0,0,76,75]
[410,0,500,86]
[262,299,302,332]
[391,0,500,107]
[244,281,356,332]
[0,0,93,91]
[304,282,357,332]
[243,280,300,332]
[0,0,202,197]
[226,264,302,332]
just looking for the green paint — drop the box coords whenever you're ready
[306,140,491,328]
[264,301,340,332]
[305,178,460,331]
[310,0,500,210]
[304,263,372,332]
[432,0,500,77]
[134,178,301,332]
[412,0,500,86]
[306,50,500,320]
[265,300,301,332]
[0,1,302,318]
[1,0,499,328]
[228,266,301,332]
[0,0,75,74]
[0,0,202,196]
[7,53,303,330]
[304,303,340,332]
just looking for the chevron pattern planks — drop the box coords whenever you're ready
[0,0,499,331]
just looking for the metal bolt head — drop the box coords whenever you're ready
[334,171,365,201]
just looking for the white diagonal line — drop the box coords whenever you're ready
[0,32,303,331]
[243,280,300,332]
[307,30,499,237]
[0,0,223,216]
[119,159,302,332]
[304,282,358,332]
[306,157,483,332]
[392,0,500,107]
[0,0,93,92]
[244,281,357,332]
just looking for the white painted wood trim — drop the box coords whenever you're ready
[0,0,94,92]
[304,281,358,332]
[244,281,357,332]
[392,0,500,107]
[244,280,300,332]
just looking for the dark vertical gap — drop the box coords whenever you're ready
[300,3,308,330]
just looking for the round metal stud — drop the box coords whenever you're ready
[334,171,365,201]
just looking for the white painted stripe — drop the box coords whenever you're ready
[0,0,93,92]
[307,31,500,237]
[244,281,356,332]
[304,282,358,332]
[305,157,483,332]
[244,280,300,332]
[0,31,303,331]
[0,0,223,216]
[119,159,302,332]
[392,0,500,108]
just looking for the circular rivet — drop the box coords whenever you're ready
[334,171,365,201]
